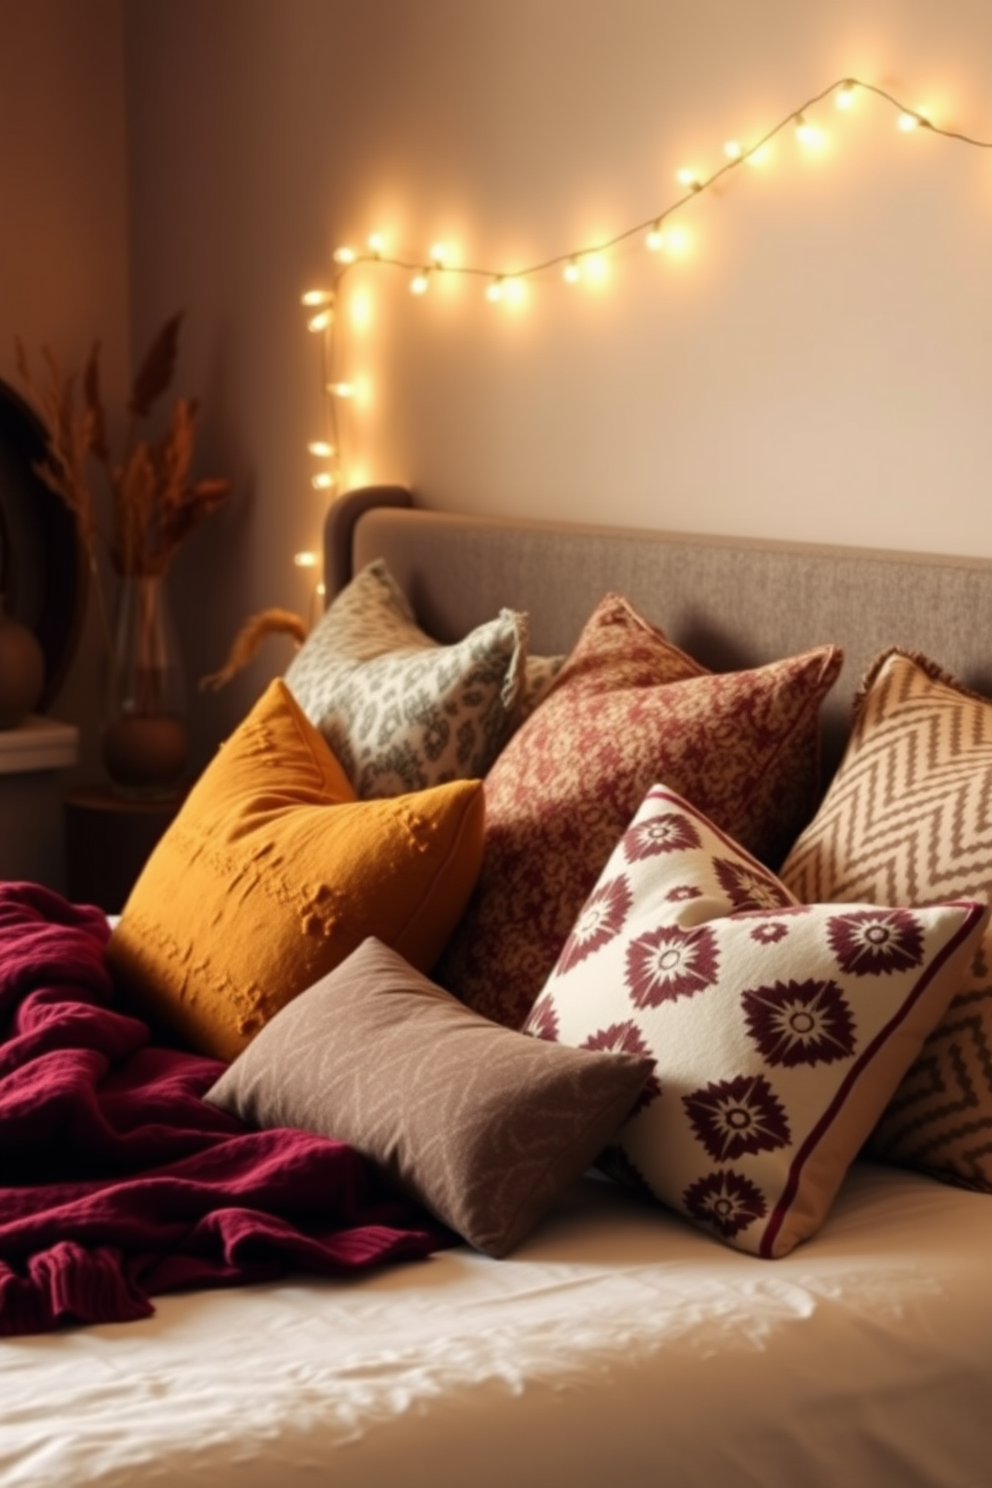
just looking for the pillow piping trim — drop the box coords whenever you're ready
[762,897,986,1257]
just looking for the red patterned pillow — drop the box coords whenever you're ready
[435,594,842,1028]
[524,785,987,1257]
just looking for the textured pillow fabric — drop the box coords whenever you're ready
[436,592,843,1029]
[106,680,485,1062]
[205,937,652,1258]
[524,785,986,1258]
[284,558,528,797]
[516,651,565,721]
[780,648,992,1193]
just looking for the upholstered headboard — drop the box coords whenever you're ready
[324,485,992,776]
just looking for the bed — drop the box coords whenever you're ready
[2,486,992,1488]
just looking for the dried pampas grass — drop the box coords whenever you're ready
[15,313,230,580]
[200,608,309,692]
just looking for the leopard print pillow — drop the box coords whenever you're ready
[284,559,531,797]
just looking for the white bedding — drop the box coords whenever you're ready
[2,1162,989,1488]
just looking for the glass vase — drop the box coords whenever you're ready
[102,573,188,798]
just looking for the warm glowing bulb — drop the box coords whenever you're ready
[503,277,526,304]
[312,472,335,490]
[367,233,385,256]
[316,581,327,598]
[349,290,372,329]
[485,278,505,303]
[745,143,769,166]
[301,289,330,306]
[308,440,335,457]
[582,254,607,283]
[563,259,581,283]
[664,225,690,255]
[794,115,824,147]
[898,111,921,132]
[835,81,856,109]
[294,551,318,568]
[724,140,743,160]
[333,246,357,265]
[676,167,701,190]
[429,243,448,266]
[410,271,430,295]
[307,311,332,333]
[645,225,665,251]
[327,381,355,398]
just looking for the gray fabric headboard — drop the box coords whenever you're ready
[324,485,992,778]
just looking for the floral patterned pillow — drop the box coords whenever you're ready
[284,559,530,798]
[524,785,987,1258]
[435,592,843,1029]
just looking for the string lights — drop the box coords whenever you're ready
[294,75,992,568]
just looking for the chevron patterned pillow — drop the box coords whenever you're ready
[780,648,992,1193]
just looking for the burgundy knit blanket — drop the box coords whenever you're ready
[0,881,448,1336]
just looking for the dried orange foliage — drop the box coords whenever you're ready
[200,607,308,692]
[15,314,230,578]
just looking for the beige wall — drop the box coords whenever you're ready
[120,0,992,760]
[6,0,992,783]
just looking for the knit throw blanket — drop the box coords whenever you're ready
[0,882,448,1336]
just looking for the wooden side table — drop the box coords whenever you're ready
[64,785,186,914]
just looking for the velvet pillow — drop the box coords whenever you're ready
[106,680,485,1062]
[205,937,652,1257]
[524,785,986,1257]
[780,648,992,1193]
[283,558,529,797]
[436,592,843,1029]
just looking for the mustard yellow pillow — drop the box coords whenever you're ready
[106,680,485,1061]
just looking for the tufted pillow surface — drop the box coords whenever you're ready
[436,592,843,1029]
[284,559,529,797]
[780,648,992,1193]
[107,680,485,1062]
[524,785,987,1257]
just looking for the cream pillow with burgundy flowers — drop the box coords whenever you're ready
[436,591,843,1030]
[780,647,992,1193]
[524,784,986,1258]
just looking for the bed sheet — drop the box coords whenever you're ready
[1,1162,989,1488]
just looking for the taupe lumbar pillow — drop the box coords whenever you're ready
[780,647,992,1193]
[204,938,652,1257]
[284,559,530,797]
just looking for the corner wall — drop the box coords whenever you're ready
[0,0,130,883]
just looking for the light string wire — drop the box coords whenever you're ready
[295,75,992,566]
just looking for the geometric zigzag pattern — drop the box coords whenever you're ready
[780,648,992,1192]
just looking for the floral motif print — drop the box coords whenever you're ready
[666,884,703,903]
[750,921,789,945]
[624,810,702,862]
[683,1169,768,1239]
[742,978,857,1067]
[683,1073,791,1161]
[557,875,633,974]
[526,993,559,1042]
[713,857,792,913]
[828,909,925,977]
[625,924,720,1008]
[584,1021,661,1113]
